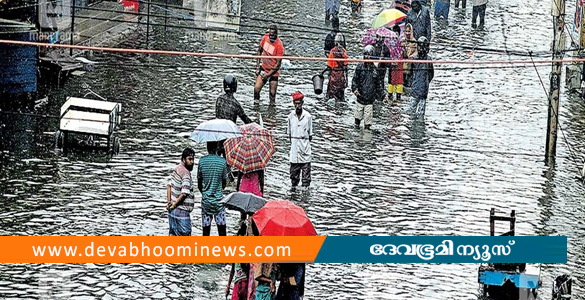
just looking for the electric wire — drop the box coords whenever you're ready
[2,0,561,58]
[528,51,584,177]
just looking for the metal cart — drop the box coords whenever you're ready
[478,208,571,300]
[56,96,122,154]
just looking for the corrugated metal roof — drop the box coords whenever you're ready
[0,18,36,34]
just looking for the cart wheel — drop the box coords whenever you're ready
[113,137,120,154]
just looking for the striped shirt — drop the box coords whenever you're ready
[168,162,195,212]
[197,154,229,215]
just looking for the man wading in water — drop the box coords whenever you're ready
[254,25,285,104]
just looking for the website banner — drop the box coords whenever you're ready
[0,236,566,264]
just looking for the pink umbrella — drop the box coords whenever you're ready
[361,28,402,59]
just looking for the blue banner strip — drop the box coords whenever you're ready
[314,236,567,263]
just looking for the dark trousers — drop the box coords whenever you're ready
[290,163,311,187]
[434,0,450,21]
[454,0,466,8]
[472,4,486,26]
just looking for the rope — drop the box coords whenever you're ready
[0,39,580,65]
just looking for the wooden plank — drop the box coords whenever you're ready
[491,216,515,222]
[61,97,121,117]
[499,230,514,236]
[60,110,111,136]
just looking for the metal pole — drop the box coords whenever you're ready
[70,0,76,56]
[146,0,150,49]
[509,210,515,236]
[579,0,585,51]
[574,0,585,97]
[164,0,168,32]
[489,208,495,237]
[547,0,565,164]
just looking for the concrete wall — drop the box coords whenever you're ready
[184,0,240,32]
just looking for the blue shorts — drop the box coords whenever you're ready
[169,208,192,236]
[202,210,227,227]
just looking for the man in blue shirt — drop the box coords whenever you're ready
[409,36,434,118]
[198,141,229,236]
[406,0,432,41]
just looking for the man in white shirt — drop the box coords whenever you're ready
[287,91,313,187]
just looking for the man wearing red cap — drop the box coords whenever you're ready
[287,91,313,187]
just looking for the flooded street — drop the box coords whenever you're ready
[1,0,585,298]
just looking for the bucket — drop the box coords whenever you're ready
[312,74,324,95]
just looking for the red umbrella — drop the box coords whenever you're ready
[224,123,275,173]
[251,200,317,236]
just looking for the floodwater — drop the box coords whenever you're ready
[1,0,585,298]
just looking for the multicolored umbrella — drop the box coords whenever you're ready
[224,123,275,173]
[251,200,317,236]
[371,8,407,28]
[189,119,242,143]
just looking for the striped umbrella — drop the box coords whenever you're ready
[224,123,275,173]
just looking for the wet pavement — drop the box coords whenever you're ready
[1,0,585,298]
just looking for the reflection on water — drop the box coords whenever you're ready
[1,0,585,299]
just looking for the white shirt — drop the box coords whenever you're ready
[287,109,313,163]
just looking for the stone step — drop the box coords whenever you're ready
[59,1,136,46]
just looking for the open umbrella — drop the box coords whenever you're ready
[251,200,317,236]
[371,8,407,28]
[220,192,267,215]
[189,119,242,143]
[362,28,402,59]
[224,123,275,173]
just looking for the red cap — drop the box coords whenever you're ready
[292,91,304,101]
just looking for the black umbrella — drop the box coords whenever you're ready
[220,192,267,215]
